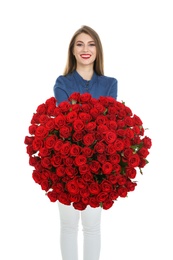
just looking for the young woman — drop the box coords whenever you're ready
[53,25,118,260]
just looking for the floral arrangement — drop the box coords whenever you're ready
[24,92,152,210]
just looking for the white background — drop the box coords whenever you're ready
[0,0,172,259]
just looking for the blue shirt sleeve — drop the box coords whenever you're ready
[108,78,118,100]
[53,77,69,104]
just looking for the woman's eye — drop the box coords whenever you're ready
[89,44,95,46]
[76,43,83,46]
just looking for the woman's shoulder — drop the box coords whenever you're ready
[97,74,118,83]
[55,73,73,82]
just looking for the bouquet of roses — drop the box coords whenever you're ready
[24,92,152,210]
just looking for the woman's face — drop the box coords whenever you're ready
[73,33,97,68]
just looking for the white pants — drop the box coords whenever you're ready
[58,202,102,260]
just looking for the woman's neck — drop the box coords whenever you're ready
[76,66,94,81]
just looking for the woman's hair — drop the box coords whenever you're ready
[63,25,104,76]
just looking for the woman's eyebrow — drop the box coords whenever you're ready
[76,40,95,43]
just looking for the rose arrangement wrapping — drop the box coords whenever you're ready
[24,92,152,210]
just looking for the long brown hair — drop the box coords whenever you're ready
[63,25,104,76]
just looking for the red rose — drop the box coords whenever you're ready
[106,143,116,155]
[29,156,40,167]
[66,111,78,123]
[73,201,87,210]
[89,197,100,208]
[54,140,63,151]
[83,133,95,146]
[139,158,147,168]
[47,190,58,202]
[125,128,134,139]
[80,93,92,103]
[107,174,118,184]
[45,96,56,106]
[126,180,137,191]
[96,115,108,125]
[106,120,117,130]
[79,164,90,174]
[117,120,125,128]
[117,186,128,197]
[32,170,42,184]
[66,180,79,194]
[82,173,94,182]
[94,103,106,113]
[109,153,120,164]
[89,107,100,118]
[114,138,125,151]
[73,119,85,132]
[75,155,87,166]
[113,164,121,174]
[36,103,47,114]
[35,125,49,139]
[51,154,62,167]
[58,193,71,205]
[102,198,114,210]
[126,167,137,179]
[31,113,40,124]
[133,114,142,125]
[56,166,65,177]
[45,135,57,149]
[41,179,50,191]
[89,160,101,174]
[53,183,64,193]
[117,175,127,185]
[28,124,37,135]
[60,142,71,156]
[94,142,106,154]
[80,188,90,198]
[102,162,113,175]
[142,136,152,149]
[39,114,49,124]
[128,154,140,167]
[124,116,134,127]
[97,154,107,164]
[82,146,94,157]
[97,192,108,202]
[138,147,149,158]
[32,138,43,151]
[58,101,71,113]
[65,167,78,178]
[63,157,74,166]
[104,131,117,144]
[54,114,66,129]
[59,125,72,139]
[70,144,81,156]
[85,121,97,132]
[68,92,81,102]
[69,194,80,203]
[45,118,55,131]
[123,148,133,160]
[76,178,88,189]
[88,182,101,195]
[72,131,83,142]
[41,157,52,169]
[109,190,119,200]
[101,180,113,192]
[79,112,92,122]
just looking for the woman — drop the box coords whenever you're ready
[53,25,118,260]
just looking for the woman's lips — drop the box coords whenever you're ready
[80,54,91,59]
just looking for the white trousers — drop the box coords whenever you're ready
[58,202,102,260]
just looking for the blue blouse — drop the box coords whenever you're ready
[53,70,118,104]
